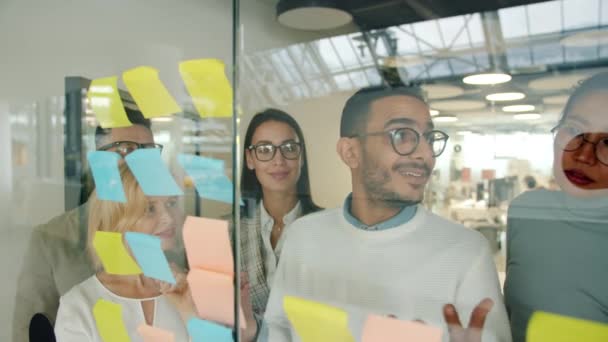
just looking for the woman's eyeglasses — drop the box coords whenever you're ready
[552,124,608,166]
[350,127,449,157]
[248,141,302,162]
[97,141,163,156]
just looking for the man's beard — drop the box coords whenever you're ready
[361,150,428,208]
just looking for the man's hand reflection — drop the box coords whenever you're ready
[443,298,494,342]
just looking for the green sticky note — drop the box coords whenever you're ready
[93,231,142,275]
[123,66,182,119]
[284,296,355,342]
[93,299,131,342]
[527,311,608,342]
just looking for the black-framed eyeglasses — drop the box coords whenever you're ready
[350,127,449,157]
[247,141,302,162]
[552,124,608,166]
[97,140,163,156]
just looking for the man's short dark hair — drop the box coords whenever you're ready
[94,107,152,148]
[339,85,427,138]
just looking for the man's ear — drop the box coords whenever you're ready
[337,137,361,169]
[245,150,255,170]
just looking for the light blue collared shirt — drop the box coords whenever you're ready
[342,193,417,230]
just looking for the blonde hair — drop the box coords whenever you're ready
[87,163,148,270]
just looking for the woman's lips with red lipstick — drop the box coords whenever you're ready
[564,169,595,186]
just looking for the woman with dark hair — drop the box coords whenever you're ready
[504,71,608,341]
[239,108,321,319]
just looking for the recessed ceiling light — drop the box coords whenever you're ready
[503,105,535,112]
[277,1,352,30]
[486,92,526,101]
[463,73,512,85]
[430,109,440,116]
[422,84,465,99]
[457,130,473,135]
[513,113,541,120]
[152,117,174,122]
[434,115,458,123]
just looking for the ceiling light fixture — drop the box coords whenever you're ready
[513,113,541,120]
[151,117,174,122]
[430,109,440,116]
[503,105,535,112]
[486,92,526,101]
[434,115,458,123]
[277,0,352,31]
[463,72,512,85]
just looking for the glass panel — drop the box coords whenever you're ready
[527,1,562,35]
[237,1,608,342]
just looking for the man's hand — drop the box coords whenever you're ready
[443,298,494,342]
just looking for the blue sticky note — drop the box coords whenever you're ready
[178,154,236,204]
[187,318,233,342]
[87,151,126,202]
[125,149,183,196]
[124,232,176,284]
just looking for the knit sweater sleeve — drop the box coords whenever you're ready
[454,239,512,342]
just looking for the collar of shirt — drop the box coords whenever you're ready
[342,193,417,231]
[260,200,302,232]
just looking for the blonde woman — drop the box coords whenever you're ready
[54,164,191,341]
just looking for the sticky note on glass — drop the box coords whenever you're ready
[88,76,131,128]
[187,268,246,329]
[362,314,442,342]
[182,216,233,273]
[87,151,126,203]
[527,311,608,342]
[125,149,183,196]
[283,296,355,342]
[93,231,142,275]
[187,318,233,342]
[123,66,181,119]
[182,216,245,328]
[125,232,175,284]
[93,299,131,342]
[179,59,233,118]
[178,154,234,204]
[137,324,175,342]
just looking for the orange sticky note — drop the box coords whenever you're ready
[179,59,233,118]
[93,231,142,275]
[88,76,131,128]
[137,324,175,342]
[362,314,442,342]
[527,311,608,342]
[187,269,246,329]
[93,299,131,342]
[182,216,246,329]
[123,66,182,119]
[283,296,355,342]
[183,216,233,273]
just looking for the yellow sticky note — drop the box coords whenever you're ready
[527,311,608,342]
[179,59,233,118]
[283,296,355,342]
[93,231,142,275]
[88,76,132,128]
[93,299,131,342]
[123,66,182,119]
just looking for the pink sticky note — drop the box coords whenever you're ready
[137,324,175,342]
[187,269,246,329]
[362,315,443,342]
[183,216,233,273]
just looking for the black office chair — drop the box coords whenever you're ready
[29,313,56,342]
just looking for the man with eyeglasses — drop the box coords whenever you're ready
[12,107,158,342]
[263,86,511,342]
